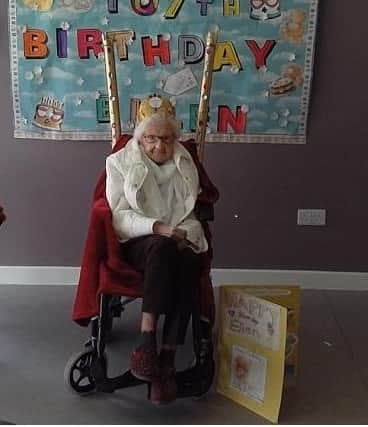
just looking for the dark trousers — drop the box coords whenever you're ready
[121,235,202,345]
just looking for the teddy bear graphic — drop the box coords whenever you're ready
[23,0,53,11]
[280,9,306,45]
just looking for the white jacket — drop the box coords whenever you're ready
[105,138,208,253]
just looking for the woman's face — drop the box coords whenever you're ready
[139,121,175,165]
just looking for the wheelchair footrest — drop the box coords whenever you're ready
[176,358,215,399]
[96,370,146,392]
[95,358,215,398]
[65,353,214,397]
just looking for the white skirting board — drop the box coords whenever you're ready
[0,266,367,290]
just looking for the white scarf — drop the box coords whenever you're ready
[141,148,188,226]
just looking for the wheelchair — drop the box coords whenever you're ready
[65,132,219,401]
[64,292,215,400]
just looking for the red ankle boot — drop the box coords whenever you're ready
[130,344,159,381]
[150,351,177,404]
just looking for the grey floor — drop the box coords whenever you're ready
[1,286,368,425]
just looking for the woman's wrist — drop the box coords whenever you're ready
[152,220,164,234]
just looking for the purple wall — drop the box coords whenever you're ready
[1,1,368,271]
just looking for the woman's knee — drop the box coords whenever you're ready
[147,235,178,258]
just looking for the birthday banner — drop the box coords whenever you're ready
[9,0,319,143]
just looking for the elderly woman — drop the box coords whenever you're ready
[105,97,211,404]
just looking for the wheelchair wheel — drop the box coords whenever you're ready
[64,349,97,395]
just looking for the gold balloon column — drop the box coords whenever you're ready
[102,32,122,148]
[195,31,217,162]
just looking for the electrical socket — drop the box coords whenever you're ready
[297,209,326,226]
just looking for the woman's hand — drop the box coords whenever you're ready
[153,221,187,242]
[152,221,198,251]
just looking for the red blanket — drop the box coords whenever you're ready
[72,135,219,326]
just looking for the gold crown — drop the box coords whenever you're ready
[137,95,175,123]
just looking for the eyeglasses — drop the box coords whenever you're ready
[143,134,173,145]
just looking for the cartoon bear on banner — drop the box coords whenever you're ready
[23,0,94,12]
[23,0,53,11]
[280,9,306,44]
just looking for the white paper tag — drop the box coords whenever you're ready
[163,67,198,96]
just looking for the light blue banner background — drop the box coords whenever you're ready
[9,0,318,142]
